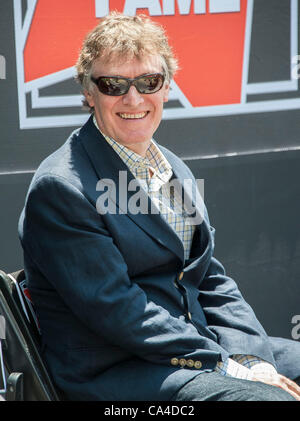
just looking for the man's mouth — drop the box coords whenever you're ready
[118,111,149,120]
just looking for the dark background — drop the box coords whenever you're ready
[0,0,299,340]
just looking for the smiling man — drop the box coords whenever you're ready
[18,13,300,401]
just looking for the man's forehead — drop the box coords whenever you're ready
[92,53,163,75]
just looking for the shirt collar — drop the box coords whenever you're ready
[93,115,172,182]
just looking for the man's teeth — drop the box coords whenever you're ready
[119,112,147,119]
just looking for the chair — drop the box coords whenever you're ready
[0,269,60,401]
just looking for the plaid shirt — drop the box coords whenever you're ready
[93,116,195,260]
[93,116,277,380]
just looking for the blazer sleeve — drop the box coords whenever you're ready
[20,173,227,369]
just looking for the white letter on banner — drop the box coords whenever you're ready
[209,0,240,13]
[163,0,206,15]
[194,0,206,14]
[0,55,5,80]
[292,55,300,80]
[123,0,162,16]
[95,0,109,17]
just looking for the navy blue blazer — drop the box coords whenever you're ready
[18,116,300,400]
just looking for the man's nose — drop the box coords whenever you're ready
[122,85,144,107]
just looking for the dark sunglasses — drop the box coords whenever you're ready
[90,73,165,96]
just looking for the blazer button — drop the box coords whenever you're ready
[178,271,184,281]
[179,358,187,367]
[194,361,202,369]
[171,358,179,366]
[187,312,192,321]
[187,359,194,368]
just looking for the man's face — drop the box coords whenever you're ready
[85,54,170,156]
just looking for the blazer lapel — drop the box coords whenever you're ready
[80,116,185,263]
[161,147,205,227]
[161,145,213,269]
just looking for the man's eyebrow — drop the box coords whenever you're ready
[101,72,158,78]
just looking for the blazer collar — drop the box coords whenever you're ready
[80,116,185,263]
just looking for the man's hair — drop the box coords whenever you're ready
[75,12,178,110]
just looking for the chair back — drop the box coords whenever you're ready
[0,269,60,401]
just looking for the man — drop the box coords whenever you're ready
[19,13,300,401]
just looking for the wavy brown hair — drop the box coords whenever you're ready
[75,12,178,111]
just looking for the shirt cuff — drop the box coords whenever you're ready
[231,354,277,375]
[215,358,254,380]
[215,354,278,381]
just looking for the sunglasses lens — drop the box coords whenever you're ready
[136,74,164,94]
[97,77,129,96]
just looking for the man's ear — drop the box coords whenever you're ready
[84,90,95,108]
[163,82,170,103]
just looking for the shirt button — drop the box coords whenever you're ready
[179,358,187,367]
[187,359,194,368]
[171,358,179,366]
[178,271,184,281]
[194,361,202,369]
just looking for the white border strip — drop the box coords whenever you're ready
[14,0,27,131]
[246,80,298,94]
[21,0,37,50]
[31,89,83,109]
[240,0,253,103]
[168,80,192,108]
[163,95,300,119]
[290,0,298,80]
[246,0,298,95]
[25,67,77,92]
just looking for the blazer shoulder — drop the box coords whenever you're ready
[29,124,96,194]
